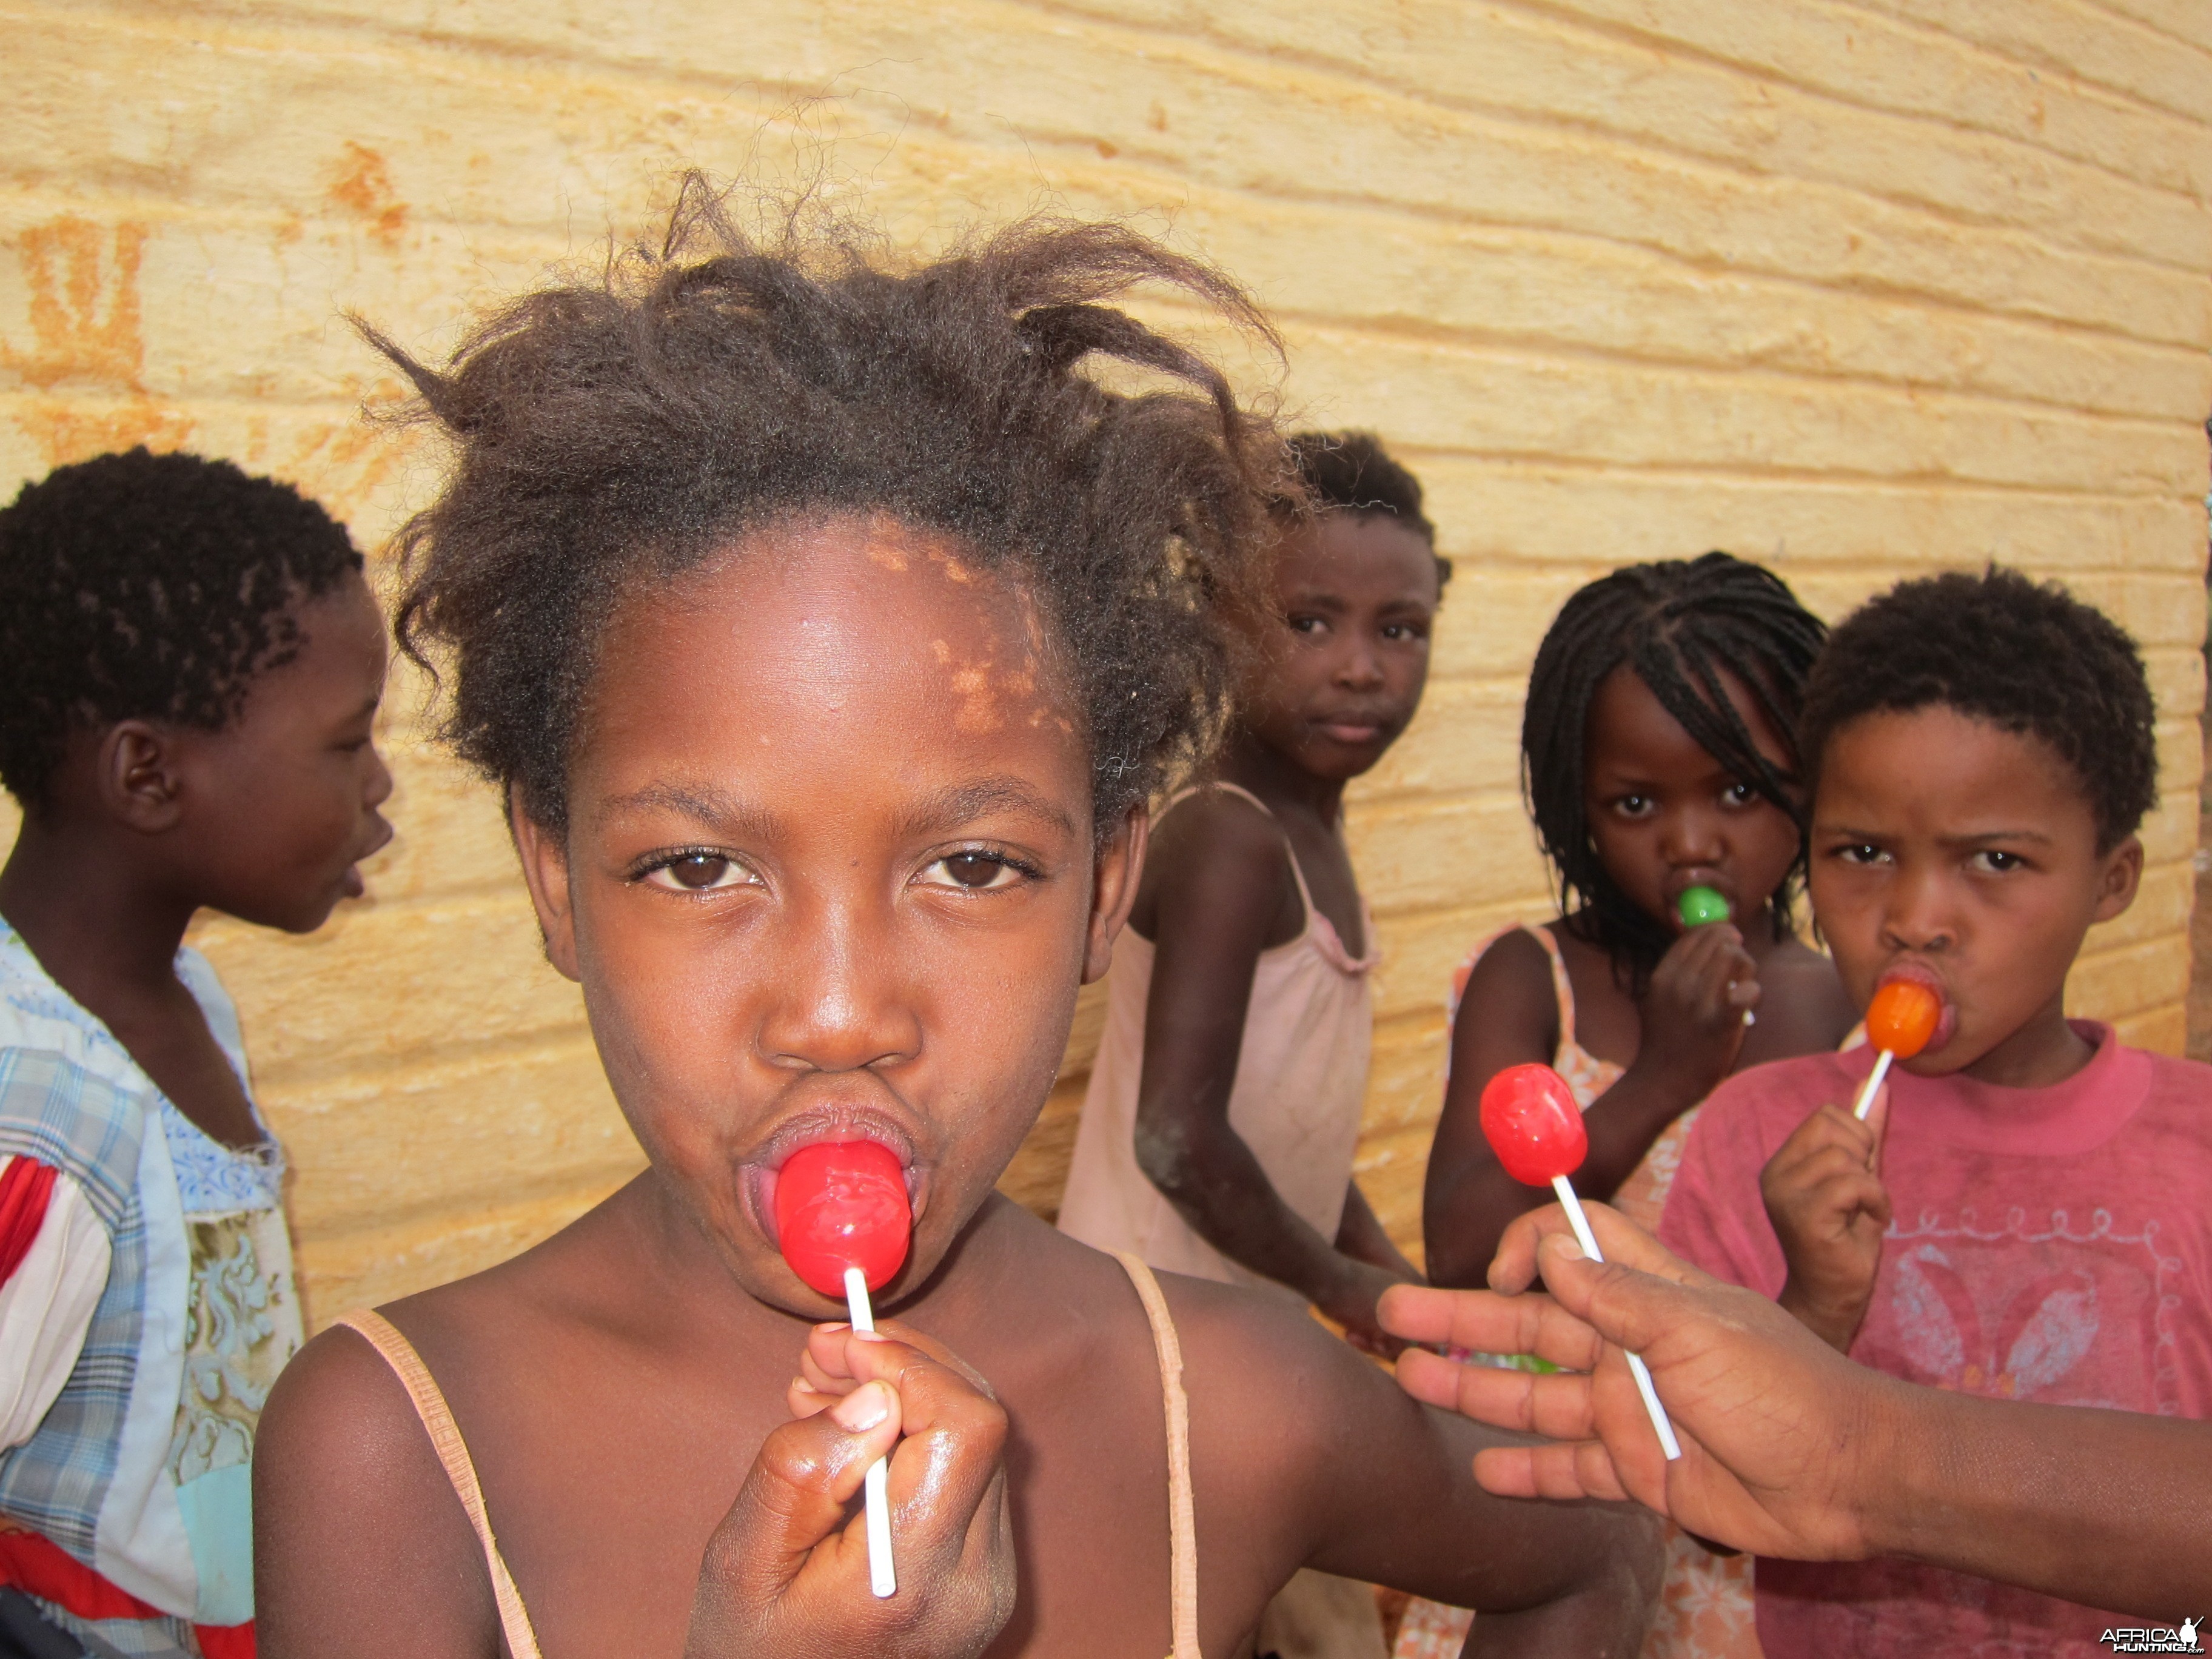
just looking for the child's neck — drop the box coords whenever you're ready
[0,812,201,1008]
[1956,988,2096,1090]
[1218,729,1345,823]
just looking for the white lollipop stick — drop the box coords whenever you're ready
[1549,1176,1683,1462]
[1852,1050,1894,1122]
[843,1265,897,1598]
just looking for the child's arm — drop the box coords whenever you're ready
[1424,924,1756,1287]
[1174,1270,1661,1650]
[1386,1203,2212,1612]
[1758,1089,1890,1351]
[254,1322,1013,1658]
[1132,794,1410,1348]
[0,1153,109,1452]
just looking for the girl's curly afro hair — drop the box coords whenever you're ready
[370,181,1285,840]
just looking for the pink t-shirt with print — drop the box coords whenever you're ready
[1658,1022,2212,1658]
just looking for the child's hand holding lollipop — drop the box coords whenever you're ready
[681,1139,1014,1652]
[688,1319,1014,1655]
[1758,978,1944,1352]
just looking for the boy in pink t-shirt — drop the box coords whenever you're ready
[1660,568,2212,1657]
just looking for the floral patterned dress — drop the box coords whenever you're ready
[1391,923,1758,1659]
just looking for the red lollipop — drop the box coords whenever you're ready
[774,1140,912,1297]
[1475,1062,1682,1461]
[774,1139,910,1598]
[1479,1062,1589,1187]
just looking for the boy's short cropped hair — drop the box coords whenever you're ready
[1798,566,2157,850]
[0,447,363,810]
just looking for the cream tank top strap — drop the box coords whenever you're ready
[337,1309,546,1659]
[1111,1252,1202,1659]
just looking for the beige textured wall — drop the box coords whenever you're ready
[4,1,2208,1326]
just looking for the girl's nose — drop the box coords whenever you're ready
[757,897,922,1074]
[1658,803,1724,865]
[364,745,395,811]
[1334,642,1386,691]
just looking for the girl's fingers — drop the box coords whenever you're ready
[706,1381,904,1603]
[838,1332,1010,1563]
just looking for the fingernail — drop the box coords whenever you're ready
[1555,1239,1586,1262]
[831,1382,890,1432]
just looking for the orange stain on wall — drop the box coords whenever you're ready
[1,215,190,466]
[327,142,410,249]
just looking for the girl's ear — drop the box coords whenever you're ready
[2091,831,2144,924]
[1084,805,1150,984]
[510,782,582,982]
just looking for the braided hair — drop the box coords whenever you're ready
[1523,552,1828,982]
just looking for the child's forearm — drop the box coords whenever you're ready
[1459,1538,1658,1658]
[1335,1180,1420,1279]
[1426,1067,1697,1289]
[1866,1379,2212,1610]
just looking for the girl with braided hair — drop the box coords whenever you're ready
[1399,552,1852,1659]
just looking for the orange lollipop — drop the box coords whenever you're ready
[1853,979,1945,1119]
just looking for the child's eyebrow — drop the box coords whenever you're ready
[894,776,1077,839]
[1812,820,2055,846]
[598,781,782,839]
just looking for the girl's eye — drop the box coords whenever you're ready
[1614,794,1654,819]
[1723,782,1757,807]
[1969,849,2025,874]
[643,853,753,891]
[920,851,1028,891]
[1287,615,1327,636]
[1834,843,1890,866]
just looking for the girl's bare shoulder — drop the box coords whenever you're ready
[1756,936,1859,1050]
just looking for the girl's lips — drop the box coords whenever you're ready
[1319,722,1384,745]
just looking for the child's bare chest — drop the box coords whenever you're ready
[468,1329,1236,1658]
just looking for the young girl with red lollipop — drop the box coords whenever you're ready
[253,190,1660,1658]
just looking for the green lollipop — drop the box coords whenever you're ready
[1677,885,1730,927]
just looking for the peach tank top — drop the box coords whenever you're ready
[1057,783,1379,1289]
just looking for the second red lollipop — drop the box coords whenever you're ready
[1476,1061,1682,1462]
[1479,1062,1588,1187]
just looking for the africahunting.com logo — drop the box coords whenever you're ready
[2102,1619,2202,1654]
